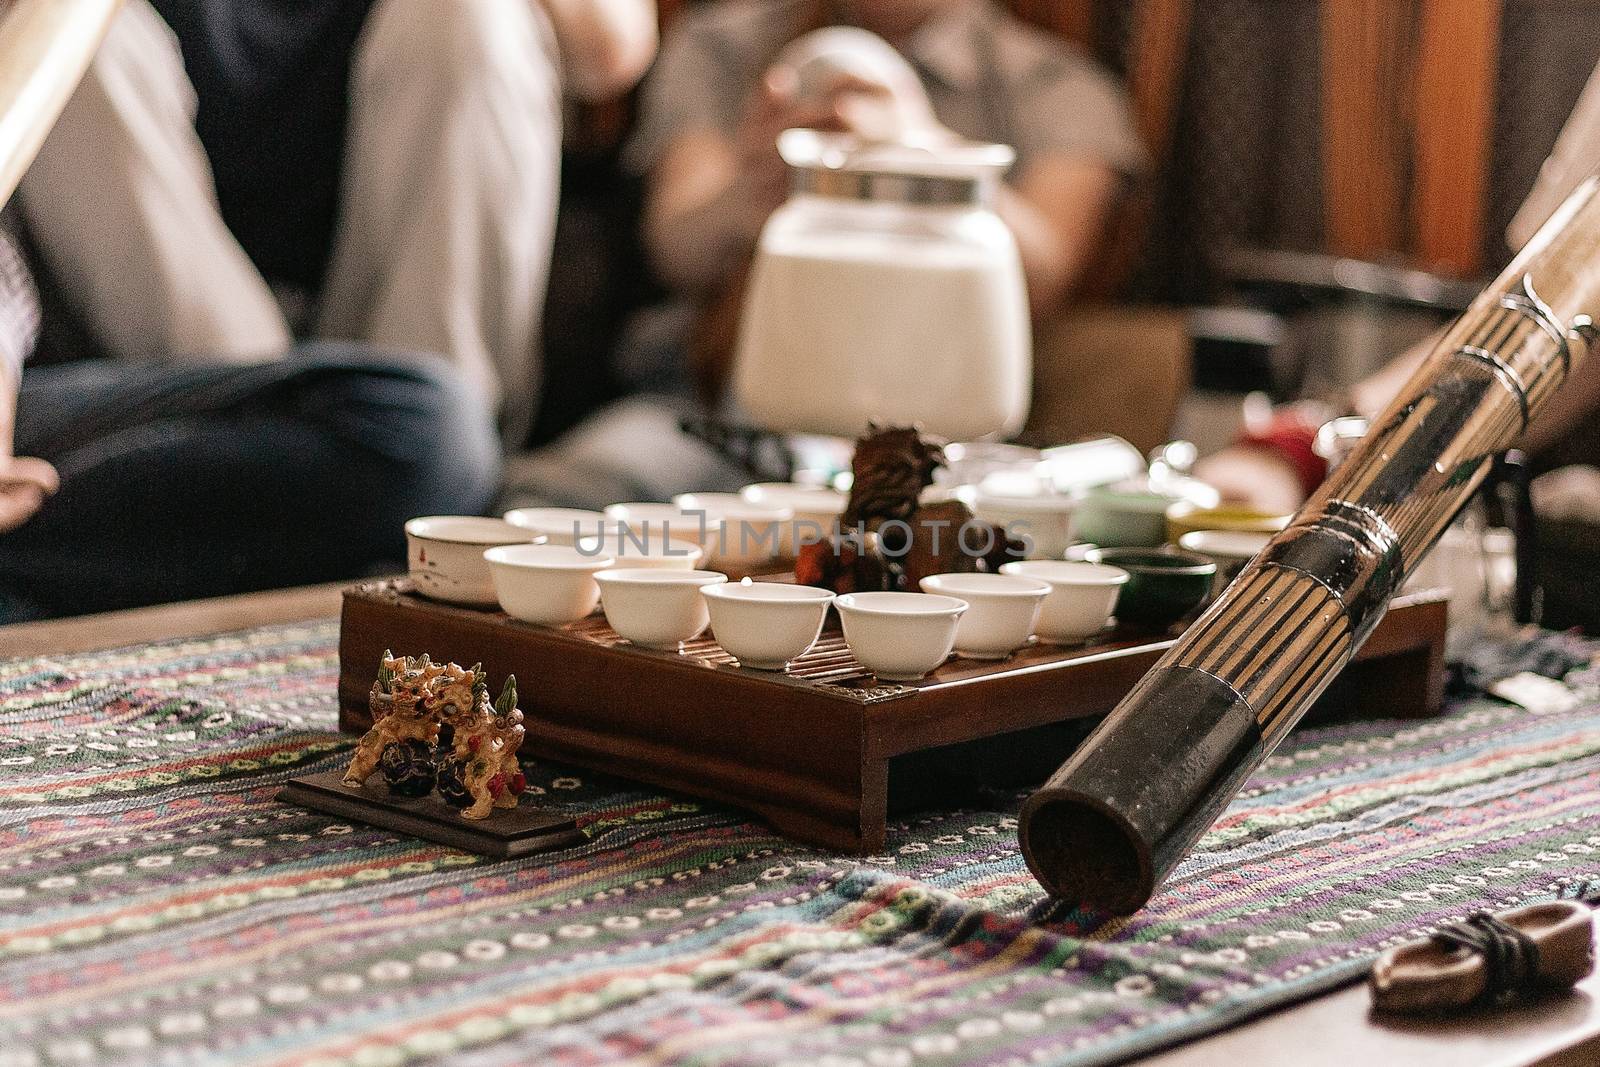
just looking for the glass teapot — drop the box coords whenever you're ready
[732,130,1031,441]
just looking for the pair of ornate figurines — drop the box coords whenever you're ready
[342,652,527,820]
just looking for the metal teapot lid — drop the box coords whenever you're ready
[778,129,1015,207]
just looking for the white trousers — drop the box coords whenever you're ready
[17,0,562,438]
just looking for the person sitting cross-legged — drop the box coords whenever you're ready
[0,219,501,623]
[0,0,661,622]
[17,0,658,443]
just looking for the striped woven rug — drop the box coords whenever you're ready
[2,622,1598,1067]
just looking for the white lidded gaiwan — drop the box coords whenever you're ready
[1177,528,1272,564]
[595,568,728,650]
[702,579,835,670]
[405,516,534,606]
[919,572,1050,660]
[834,591,967,682]
[1000,560,1128,644]
[485,543,614,626]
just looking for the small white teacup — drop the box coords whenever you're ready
[963,489,1080,561]
[835,591,967,682]
[1000,560,1129,643]
[702,580,835,670]
[485,543,614,625]
[672,492,794,569]
[576,532,706,570]
[740,482,846,555]
[405,516,535,606]
[603,503,713,547]
[594,568,729,650]
[920,572,1051,660]
[502,507,607,546]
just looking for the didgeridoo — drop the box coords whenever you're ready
[1020,177,1600,915]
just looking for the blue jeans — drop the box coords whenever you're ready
[0,345,500,622]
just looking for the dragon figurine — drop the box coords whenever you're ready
[342,651,445,788]
[796,424,1021,594]
[434,670,528,820]
[428,660,485,751]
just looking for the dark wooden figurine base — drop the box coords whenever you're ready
[277,770,586,858]
[338,579,1448,853]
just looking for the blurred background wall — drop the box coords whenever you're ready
[1086,0,1600,303]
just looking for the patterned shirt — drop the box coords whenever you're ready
[0,220,40,384]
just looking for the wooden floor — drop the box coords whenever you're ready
[3,584,1599,1066]
[0,582,347,657]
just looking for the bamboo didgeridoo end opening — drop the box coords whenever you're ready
[1018,664,1264,915]
[1019,790,1153,916]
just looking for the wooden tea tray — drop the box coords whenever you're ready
[338,579,1447,853]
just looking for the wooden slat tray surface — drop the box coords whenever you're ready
[338,579,1448,852]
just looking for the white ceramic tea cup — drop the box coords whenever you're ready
[963,489,1080,561]
[834,591,967,682]
[594,568,729,649]
[603,503,713,547]
[576,532,706,570]
[1000,560,1129,643]
[919,572,1051,660]
[672,492,794,569]
[485,543,614,625]
[502,507,607,546]
[739,482,847,555]
[405,516,536,606]
[702,580,835,669]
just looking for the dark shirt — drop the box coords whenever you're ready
[149,0,378,292]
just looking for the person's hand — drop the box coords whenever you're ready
[817,72,949,145]
[732,65,952,217]
[0,455,56,534]
[535,0,659,101]
[733,68,844,211]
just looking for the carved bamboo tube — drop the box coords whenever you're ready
[1021,177,1600,915]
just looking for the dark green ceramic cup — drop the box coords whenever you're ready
[1085,547,1216,630]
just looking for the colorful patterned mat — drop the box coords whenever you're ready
[2,622,1599,1067]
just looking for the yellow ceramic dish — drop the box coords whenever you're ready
[1165,501,1291,543]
